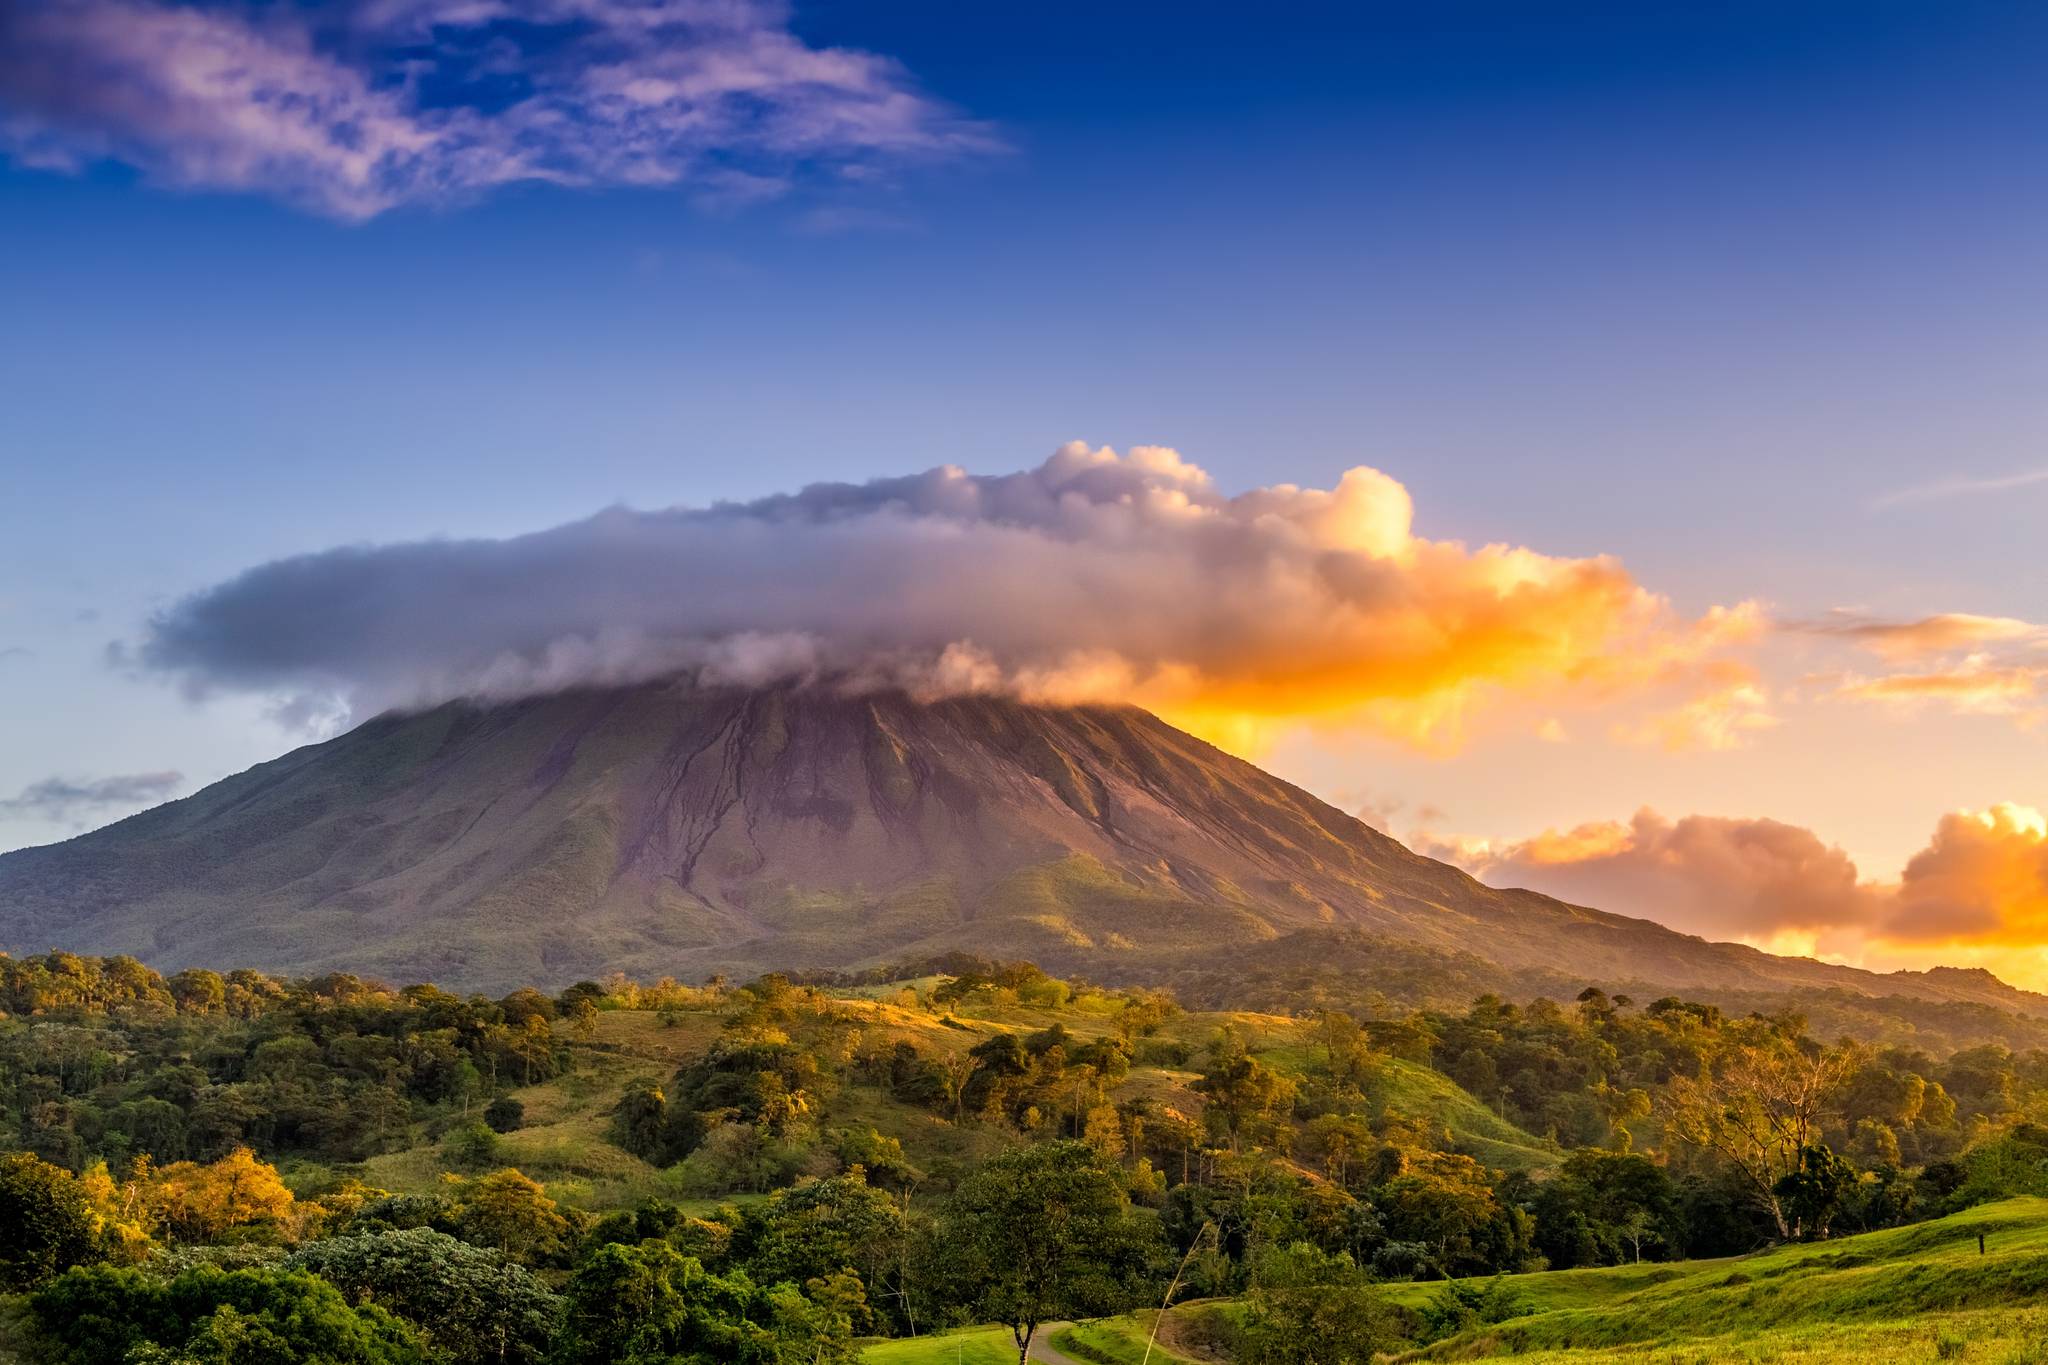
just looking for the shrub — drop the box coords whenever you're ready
[1232,1243,1398,1365]
[442,1121,502,1172]
[1416,1275,1528,1344]
[484,1098,526,1133]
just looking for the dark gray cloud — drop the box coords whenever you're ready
[0,0,994,220]
[0,770,184,822]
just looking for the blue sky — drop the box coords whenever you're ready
[4,0,2048,981]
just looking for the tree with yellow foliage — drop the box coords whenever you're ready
[149,1146,295,1242]
[454,1169,573,1267]
[75,1159,152,1259]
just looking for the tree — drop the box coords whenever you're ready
[1375,1152,1529,1277]
[453,1169,573,1267]
[1301,1114,1376,1189]
[1773,1144,1857,1240]
[934,1141,1156,1364]
[286,1228,562,1365]
[147,1147,295,1243]
[1193,1039,1296,1151]
[1305,1012,1378,1089]
[938,1051,981,1123]
[28,1265,427,1365]
[744,1173,910,1334]
[1665,1029,1856,1239]
[553,1241,858,1365]
[443,1121,503,1172]
[0,1151,102,1290]
[1529,1150,1676,1268]
[1230,1243,1398,1365]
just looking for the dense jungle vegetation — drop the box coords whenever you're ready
[7,950,2048,1363]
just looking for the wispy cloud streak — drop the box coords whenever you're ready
[0,0,995,219]
[0,770,183,822]
[1871,466,2048,509]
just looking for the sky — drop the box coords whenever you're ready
[3,0,2048,985]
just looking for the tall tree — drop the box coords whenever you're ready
[934,1141,1155,1364]
[1665,1026,1857,1239]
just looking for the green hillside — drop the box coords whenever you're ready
[1382,1196,2048,1362]
[336,981,1554,1211]
[874,1199,2048,1364]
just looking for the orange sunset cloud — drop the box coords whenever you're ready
[139,444,1766,755]
[1430,801,2048,992]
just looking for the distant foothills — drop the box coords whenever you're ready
[2,684,2045,1048]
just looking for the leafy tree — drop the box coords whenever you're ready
[1375,1152,1530,1277]
[553,1241,858,1364]
[453,1169,574,1266]
[1529,1150,1677,1267]
[743,1173,912,1333]
[28,1265,426,1365]
[443,1121,503,1172]
[611,1081,700,1166]
[0,1151,102,1290]
[935,1141,1157,1364]
[149,1147,296,1243]
[1773,1144,1858,1240]
[1305,1011,1378,1090]
[1665,1029,1857,1239]
[1301,1114,1376,1189]
[286,1228,562,1364]
[1230,1242,1398,1364]
[1192,1037,1296,1151]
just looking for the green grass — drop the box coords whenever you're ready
[1371,1058,1559,1172]
[860,1324,1020,1363]
[1049,1313,1202,1363]
[1384,1196,2048,1362]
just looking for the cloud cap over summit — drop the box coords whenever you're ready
[135,443,1758,749]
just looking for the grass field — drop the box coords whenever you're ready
[859,1199,2048,1363]
[856,1316,1202,1365]
[860,1325,1021,1364]
[1050,1314,1204,1363]
[1383,1196,2048,1363]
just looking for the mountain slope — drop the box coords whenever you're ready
[1,682,2042,1010]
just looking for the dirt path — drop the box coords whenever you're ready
[1026,1322,1089,1365]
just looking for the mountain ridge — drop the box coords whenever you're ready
[1,682,2041,1016]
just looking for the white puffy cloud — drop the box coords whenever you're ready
[133,442,1756,748]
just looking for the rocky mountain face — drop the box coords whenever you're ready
[2,682,2042,1013]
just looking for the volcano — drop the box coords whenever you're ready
[0,683,2039,1010]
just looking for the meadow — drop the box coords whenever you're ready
[851,1198,2048,1363]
